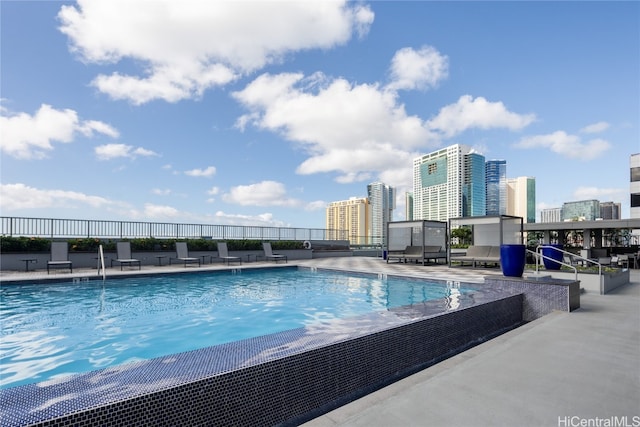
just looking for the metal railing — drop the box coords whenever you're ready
[532,245,608,294]
[0,216,348,242]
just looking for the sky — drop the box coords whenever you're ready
[1,1,638,230]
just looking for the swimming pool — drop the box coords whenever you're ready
[0,267,472,389]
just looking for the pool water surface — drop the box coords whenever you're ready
[0,267,473,389]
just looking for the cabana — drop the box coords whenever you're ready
[386,220,448,265]
[449,215,523,268]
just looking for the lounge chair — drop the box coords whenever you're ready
[262,242,287,263]
[111,242,141,270]
[473,246,501,267]
[170,242,201,267]
[454,245,492,267]
[215,242,241,265]
[47,241,73,274]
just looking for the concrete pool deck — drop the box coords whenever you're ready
[1,257,638,426]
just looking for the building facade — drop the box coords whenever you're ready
[413,144,485,221]
[599,202,621,220]
[506,176,536,223]
[561,200,600,221]
[367,182,395,245]
[325,197,370,244]
[631,153,640,219]
[540,207,562,223]
[485,160,507,216]
[405,192,413,221]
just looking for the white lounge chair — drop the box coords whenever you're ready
[47,241,72,274]
[262,242,287,263]
[170,242,201,267]
[216,242,242,265]
[111,242,141,270]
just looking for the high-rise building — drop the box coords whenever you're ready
[485,160,507,216]
[367,182,395,245]
[561,200,600,221]
[405,192,413,221]
[413,144,485,221]
[599,202,621,220]
[506,176,536,223]
[463,152,487,217]
[540,207,562,223]
[325,197,370,244]
[631,153,640,219]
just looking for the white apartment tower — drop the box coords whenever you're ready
[325,197,370,244]
[413,144,482,221]
[367,182,395,245]
[506,176,536,223]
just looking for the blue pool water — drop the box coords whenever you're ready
[0,268,472,389]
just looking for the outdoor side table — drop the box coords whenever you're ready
[155,255,168,266]
[21,258,37,272]
[245,254,256,263]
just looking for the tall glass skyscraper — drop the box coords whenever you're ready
[463,152,487,217]
[367,182,395,245]
[485,160,507,216]
[413,144,486,221]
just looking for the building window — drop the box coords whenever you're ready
[632,193,640,208]
[428,163,437,174]
[631,167,640,182]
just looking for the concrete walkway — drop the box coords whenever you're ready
[304,269,640,427]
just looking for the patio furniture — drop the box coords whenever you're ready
[170,242,201,267]
[262,242,287,263]
[215,242,242,265]
[111,242,141,270]
[47,242,73,274]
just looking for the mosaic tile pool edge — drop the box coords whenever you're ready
[1,293,523,427]
[484,276,580,321]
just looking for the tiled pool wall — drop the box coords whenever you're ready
[484,275,580,321]
[0,286,523,427]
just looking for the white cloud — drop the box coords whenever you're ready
[0,104,118,159]
[214,211,289,227]
[305,200,327,211]
[233,72,433,183]
[386,46,449,91]
[0,183,113,210]
[58,0,374,104]
[141,203,182,219]
[427,95,536,138]
[222,180,300,207]
[151,188,172,196]
[514,131,611,160]
[95,143,158,160]
[573,186,624,201]
[580,121,610,134]
[184,166,216,177]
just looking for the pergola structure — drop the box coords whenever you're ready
[386,220,448,264]
[448,215,524,265]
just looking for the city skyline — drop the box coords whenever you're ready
[1,2,638,228]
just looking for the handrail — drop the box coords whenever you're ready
[531,246,578,282]
[98,245,106,280]
[535,245,606,293]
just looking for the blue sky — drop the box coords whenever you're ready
[1,1,638,229]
